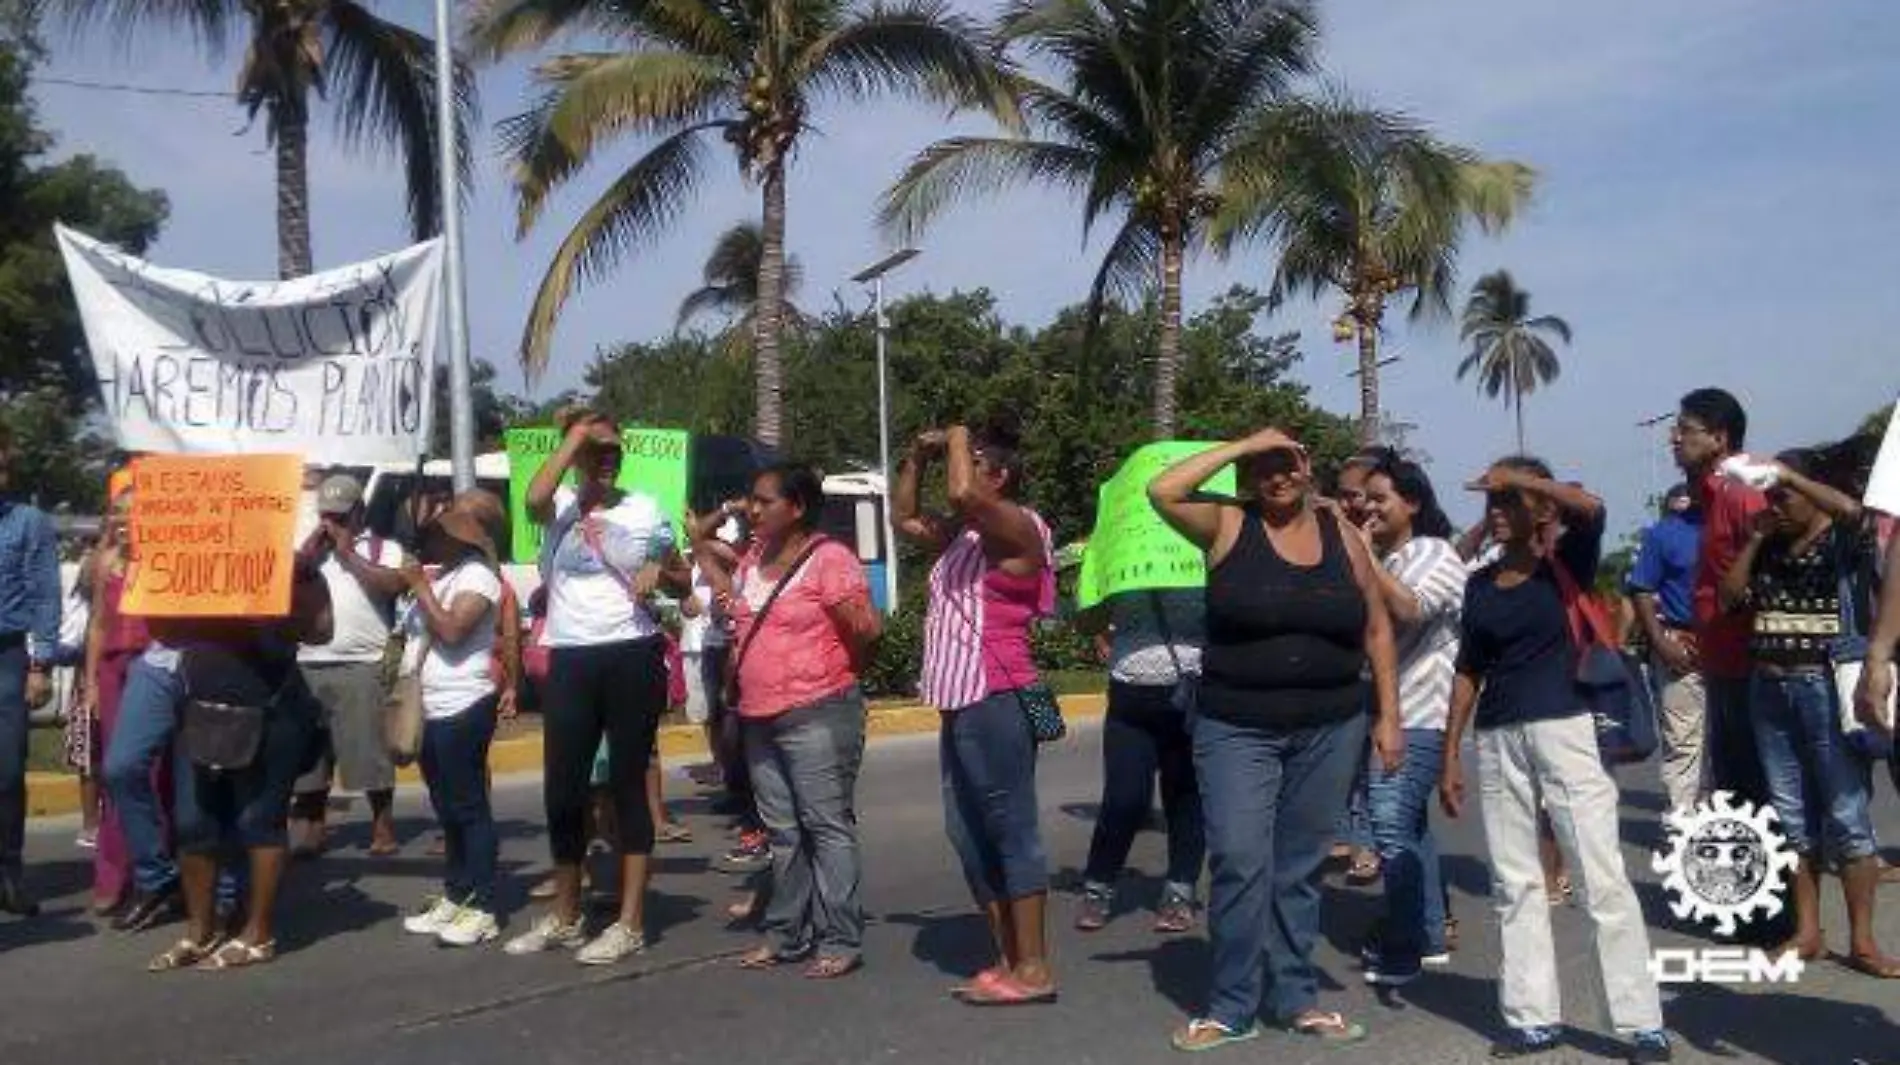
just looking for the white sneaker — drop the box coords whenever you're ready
[404,898,461,936]
[575,922,647,966]
[504,912,588,956]
[437,906,500,947]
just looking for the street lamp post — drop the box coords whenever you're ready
[434,0,475,492]
[851,248,920,614]
[1638,411,1674,499]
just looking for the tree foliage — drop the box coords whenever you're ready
[881,0,1318,437]
[1457,269,1571,451]
[583,284,1357,548]
[0,22,167,510]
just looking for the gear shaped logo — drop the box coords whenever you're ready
[1652,790,1799,935]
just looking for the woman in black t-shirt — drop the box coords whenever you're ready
[1439,458,1669,1061]
[1150,428,1401,1051]
[1719,449,1898,978]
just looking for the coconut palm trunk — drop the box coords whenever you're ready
[752,158,789,450]
[1154,219,1184,438]
[275,105,314,280]
[1514,381,1527,454]
[1356,319,1380,446]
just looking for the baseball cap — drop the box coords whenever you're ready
[316,474,364,516]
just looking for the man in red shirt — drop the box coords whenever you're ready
[1674,388,1790,946]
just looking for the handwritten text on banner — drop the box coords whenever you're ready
[1076,442,1236,610]
[124,453,303,617]
[504,428,691,565]
[56,225,442,463]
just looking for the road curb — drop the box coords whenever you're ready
[26,691,1108,819]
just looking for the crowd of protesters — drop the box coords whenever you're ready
[3,385,1900,1062]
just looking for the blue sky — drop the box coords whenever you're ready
[31,0,1900,537]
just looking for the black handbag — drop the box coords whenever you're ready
[180,697,267,772]
[177,645,289,773]
[1016,683,1067,743]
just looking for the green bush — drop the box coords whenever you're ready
[862,595,1103,700]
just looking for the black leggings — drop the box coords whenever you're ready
[544,637,666,863]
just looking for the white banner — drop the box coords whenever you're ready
[1865,399,1900,518]
[55,225,443,462]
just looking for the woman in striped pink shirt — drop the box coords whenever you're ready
[896,421,1058,1007]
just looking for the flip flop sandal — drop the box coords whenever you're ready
[658,822,694,844]
[148,937,220,973]
[737,943,812,970]
[1171,1019,1262,1053]
[1288,1011,1368,1043]
[803,955,861,980]
[1841,952,1900,979]
[197,938,276,971]
[1546,877,1573,906]
[949,967,1012,1000]
[959,973,1058,1007]
[368,839,401,857]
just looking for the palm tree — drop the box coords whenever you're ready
[674,220,808,355]
[46,1,475,279]
[1212,92,1534,444]
[472,0,1018,449]
[1458,269,1571,452]
[880,0,1319,438]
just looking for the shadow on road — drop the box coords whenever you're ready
[1665,981,1900,1065]
[885,910,995,980]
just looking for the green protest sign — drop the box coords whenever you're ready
[1076,441,1235,610]
[504,427,691,564]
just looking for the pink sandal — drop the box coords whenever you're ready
[959,972,1058,1006]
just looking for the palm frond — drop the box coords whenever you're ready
[327,1,478,241]
[798,0,1024,133]
[1183,0,1316,156]
[675,282,743,331]
[499,50,730,236]
[469,0,743,61]
[1460,160,1536,234]
[517,122,717,380]
[878,135,1096,243]
[37,0,237,54]
[1086,213,1161,316]
[1526,313,1572,345]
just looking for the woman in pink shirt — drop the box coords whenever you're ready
[897,421,1059,1006]
[700,464,881,979]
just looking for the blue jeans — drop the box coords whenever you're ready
[1367,728,1448,969]
[420,698,499,910]
[746,688,868,961]
[941,690,1048,905]
[104,658,187,894]
[1083,682,1204,896]
[104,656,244,902]
[1334,763,1371,851]
[0,643,27,877]
[1751,671,1877,861]
[1195,710,1368,1030]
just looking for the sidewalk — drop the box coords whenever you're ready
[24,692,1109,819]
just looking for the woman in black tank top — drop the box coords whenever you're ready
[1149,428,1402,1049]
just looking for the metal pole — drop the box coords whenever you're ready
[874,275,900,612]
[434,0,475,493]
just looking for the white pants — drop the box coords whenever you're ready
[682,650,710,725]
[1478,714,1663,1034]
[1648,651,1707,815]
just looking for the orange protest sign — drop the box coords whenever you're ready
[123,454,302,618]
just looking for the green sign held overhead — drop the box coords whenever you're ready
[504,427,691,565]
[1075,441,1236,610]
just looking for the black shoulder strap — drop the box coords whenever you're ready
[731,537,829,680]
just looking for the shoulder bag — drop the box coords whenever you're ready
[178,648,281,773]
[723,537,829,710]
[1549,555,1660,765]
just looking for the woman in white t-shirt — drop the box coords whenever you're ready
[396,511,504,948]
[1354,457,1467,985]
[507,409,691,965]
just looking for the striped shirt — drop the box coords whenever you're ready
[920,511,1053,710]
[0,498,60,661]
[1385,536,1466,730]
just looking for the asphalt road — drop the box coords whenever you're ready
[3,723,1897,1065]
